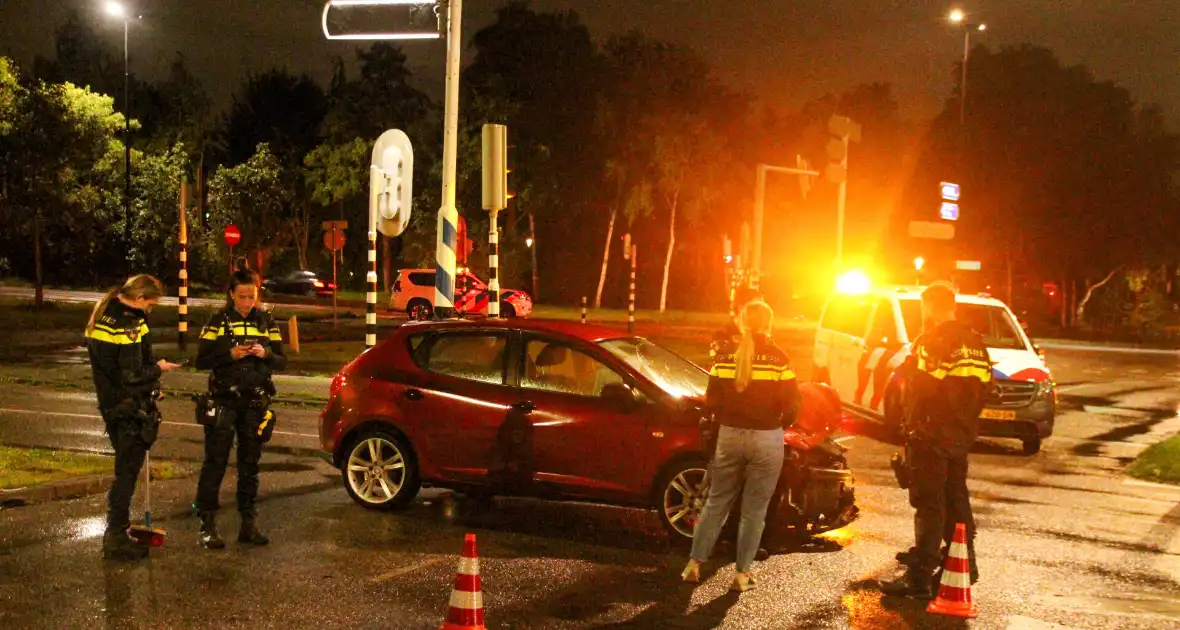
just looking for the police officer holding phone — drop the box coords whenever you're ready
[194,264,286,549]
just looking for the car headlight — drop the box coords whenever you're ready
[1035,380,1055,400]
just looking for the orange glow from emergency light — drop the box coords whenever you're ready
[835,270,871,295]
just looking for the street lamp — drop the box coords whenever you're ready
[948,9,986,126]
[105,2,135,271]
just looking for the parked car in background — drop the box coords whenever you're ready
[391,268,533,320]
[262,270,336,297]
[813,284,1055,455]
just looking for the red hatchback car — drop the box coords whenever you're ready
[320,319,853,540]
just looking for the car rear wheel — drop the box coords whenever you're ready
[407,299,433,321]
[656,459,710,540]
[341,429,420,510]
[501,303,516,319]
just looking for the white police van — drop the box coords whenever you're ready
[814,285,1055,454]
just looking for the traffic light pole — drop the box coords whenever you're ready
[432,0,462,319]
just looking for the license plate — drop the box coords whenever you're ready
[980,408,1017,421]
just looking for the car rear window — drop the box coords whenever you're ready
[412,332,507,385]
[821,295,873,338]
[408,272,435,287]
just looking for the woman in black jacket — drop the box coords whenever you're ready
[85,274,181,561]
[194,264,287,549]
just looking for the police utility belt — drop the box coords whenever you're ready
[193,388,277,443]
[191,316,277,441]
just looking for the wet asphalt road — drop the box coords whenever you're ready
[2,349,1180,628]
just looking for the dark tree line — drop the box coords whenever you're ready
[1,3,1176,326]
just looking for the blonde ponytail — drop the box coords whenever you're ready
[85,275,165,333]
[86,288,121,334]
[734,300,774,393]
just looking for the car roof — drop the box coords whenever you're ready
[397,318,629,342]
[878,285,1008,308]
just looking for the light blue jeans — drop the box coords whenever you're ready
[690,426,785,572]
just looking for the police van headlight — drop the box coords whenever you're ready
[1034,380,1055,401]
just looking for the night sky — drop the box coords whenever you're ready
[1,0,1177,125]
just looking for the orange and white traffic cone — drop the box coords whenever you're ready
[926,522,978,618]
[439,533,486,630]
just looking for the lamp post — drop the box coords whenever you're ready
[105,1,134,271]
[949,9,986,126]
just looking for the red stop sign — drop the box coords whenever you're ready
[224,224,241,247]
[323,230,346,251]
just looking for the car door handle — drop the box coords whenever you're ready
[403,389,424,401]
[511,401,536,413]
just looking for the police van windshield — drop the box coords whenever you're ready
[899,300,1028,350]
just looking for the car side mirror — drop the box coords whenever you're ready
[601,382,640,412]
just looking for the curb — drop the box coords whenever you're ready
[0,377,328,407]
[0,475,111,507]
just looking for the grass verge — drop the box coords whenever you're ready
[0,446,180,489]
[1127,433,1180,484]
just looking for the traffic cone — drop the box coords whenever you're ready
[926,523,978,618]
[439,533,486,630]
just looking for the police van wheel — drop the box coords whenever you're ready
[1021,437,1042,456]
[342,429,420,510]
[407,299,433,321]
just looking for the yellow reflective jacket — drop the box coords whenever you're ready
[707,333,800,431]
[901,320,992,453]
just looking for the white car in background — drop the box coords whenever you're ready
[390,268,533,321]
[813,285,1056,455]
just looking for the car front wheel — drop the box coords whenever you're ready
[341,429,420,510]
[656,459,710,540]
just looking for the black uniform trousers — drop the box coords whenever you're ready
[195,403,264,516]
[105,412,150,533]
[907,440,976,573]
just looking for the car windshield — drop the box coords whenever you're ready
[598,337,708,399]
[899,299,1028,350]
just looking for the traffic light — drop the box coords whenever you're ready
[797,154,812,198]
[482,124,508,211]
[825,115,861,185]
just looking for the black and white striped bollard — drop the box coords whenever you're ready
[628,245,636,334]
[581,296,586,324]
[366,230,377,348]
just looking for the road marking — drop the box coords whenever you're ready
[1006,616,1082,630]
[0,407,319,438]
[370,557,447,583]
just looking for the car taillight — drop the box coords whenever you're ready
[394,280,402,292]
[329,374,346,398]
[327,283,336,289]
[313,280,324,288]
